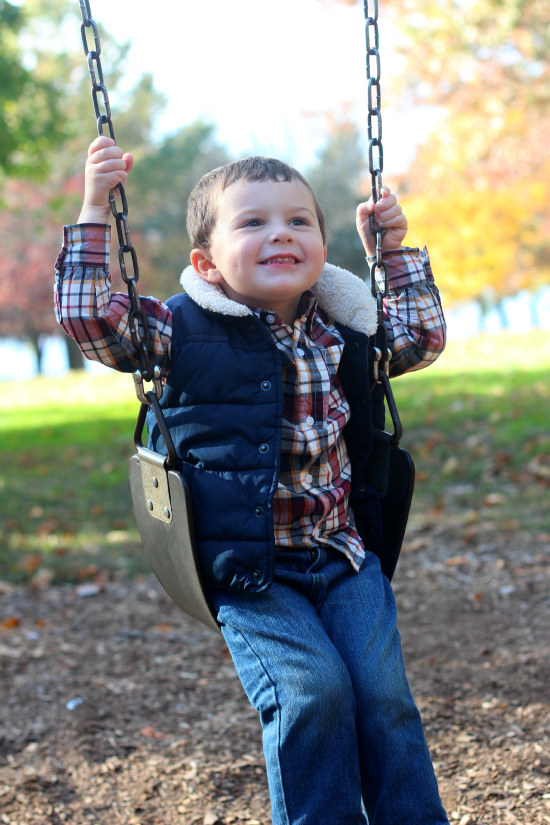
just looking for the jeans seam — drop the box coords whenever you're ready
[222,622,291,825]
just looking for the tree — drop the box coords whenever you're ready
[0,0,166,370]
[401,177,550,307]
[0,0,77,177]
[307,119,368,279]
[125,121,229,301]
[322,0,550,308]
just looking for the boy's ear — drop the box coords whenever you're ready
[190,248,223,283]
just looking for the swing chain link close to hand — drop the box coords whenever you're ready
[78,0,158,390]
[363,0,389,343]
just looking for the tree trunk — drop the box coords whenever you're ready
[530,292,540,328]
[66,335,85,370]
[26,330,44,374]
[495,299,509,330]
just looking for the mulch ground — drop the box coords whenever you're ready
[1,520,550,825]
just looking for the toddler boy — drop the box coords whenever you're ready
[55,136,449,825]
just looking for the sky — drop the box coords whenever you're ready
[81,0,439,174]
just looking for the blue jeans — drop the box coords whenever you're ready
[210,547,449,825]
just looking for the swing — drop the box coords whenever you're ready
[77,0,414,631]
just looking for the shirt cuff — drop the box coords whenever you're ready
[55,224,111,270]
[371,246,433,292]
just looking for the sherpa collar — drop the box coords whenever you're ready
[179,263,378,336]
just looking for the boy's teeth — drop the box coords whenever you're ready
[266,256,295,263]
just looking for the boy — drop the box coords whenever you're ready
[55,136,449,825]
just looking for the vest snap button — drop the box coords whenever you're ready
[261,381,271,391]
[259,443,269,453]
[352,341,360,352]
[254,506,263,517]
[252,570,261,580]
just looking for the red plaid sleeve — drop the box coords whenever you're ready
[54,224,172,373]
[371,246,446,377]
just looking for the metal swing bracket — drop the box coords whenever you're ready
[135,448,173,524]
[133,369,177,524]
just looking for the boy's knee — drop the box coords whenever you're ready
[291,658,356,723]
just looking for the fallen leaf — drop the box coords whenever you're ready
[21,555,43,575]
[445,556,470,567]
[140,726,166,739]
[483,492,507,507]
[0,617,20,630]
[402,537,429,553]
[76,565,100,581]
[29,569,54,590]
[442,456,459,475]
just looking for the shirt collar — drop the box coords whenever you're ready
[252,290,319,336]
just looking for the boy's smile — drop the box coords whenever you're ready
[190,178,327,325]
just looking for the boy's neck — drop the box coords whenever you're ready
[220,283,303,326]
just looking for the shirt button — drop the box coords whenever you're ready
[261,381,271,391]
[259,443,269,453]
[305,474,313,484]
[266,314,275,324]
[296,347,305,357]
[305,415,314,426]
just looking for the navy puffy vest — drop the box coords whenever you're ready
[148,293,383,592]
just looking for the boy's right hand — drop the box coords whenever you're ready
[77,136,133,224]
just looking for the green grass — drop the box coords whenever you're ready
[1,331,549,583]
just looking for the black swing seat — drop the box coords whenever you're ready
[364,428,415,582]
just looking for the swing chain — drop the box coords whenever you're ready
[364,0,402,445]
[364,0,389,344]
[78,0,158,390]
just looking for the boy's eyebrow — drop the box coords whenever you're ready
[233,205,317,220]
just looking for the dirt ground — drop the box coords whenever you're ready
[1,518,550,825]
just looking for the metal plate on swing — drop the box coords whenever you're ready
[128,452,221,635]
[137,447,172,523]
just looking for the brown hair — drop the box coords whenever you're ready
[186,156,326,249]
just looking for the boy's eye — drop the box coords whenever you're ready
[244,219,262,227]
[291,218,308,226]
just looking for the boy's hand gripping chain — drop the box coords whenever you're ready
[78,0,161,403]
[363,0,402,445]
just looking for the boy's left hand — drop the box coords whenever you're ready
[356,187,408,257]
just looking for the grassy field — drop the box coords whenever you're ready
[1,330,549,583]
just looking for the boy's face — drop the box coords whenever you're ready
[191,178,327,324]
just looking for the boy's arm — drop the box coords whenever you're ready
[370,246,446,378]
[54,223,172,373]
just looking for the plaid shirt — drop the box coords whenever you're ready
[251,294,365,569]
[55,224,446,570]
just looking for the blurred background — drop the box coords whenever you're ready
[1,0,549,584]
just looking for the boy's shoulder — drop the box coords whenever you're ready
[167,286,257,350]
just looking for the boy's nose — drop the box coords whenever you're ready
[270,226,294,243]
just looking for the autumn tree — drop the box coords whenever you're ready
[323,0,550,309]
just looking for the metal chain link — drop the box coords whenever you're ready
[78,0,159,391]
[363,0,389,363]
[363,0,403,443]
